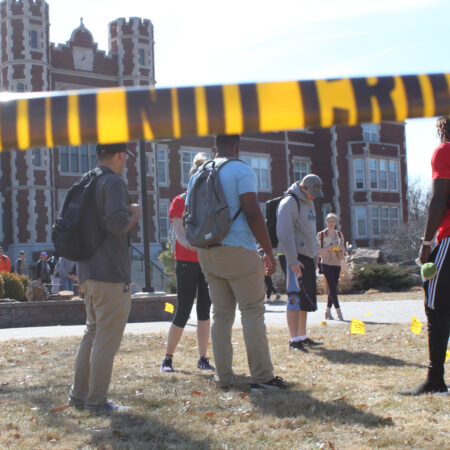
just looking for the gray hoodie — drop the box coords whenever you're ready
[276,182,319,267]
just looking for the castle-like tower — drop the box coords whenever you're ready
[0,0,50,92]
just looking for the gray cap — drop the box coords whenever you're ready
[301,174,324,198]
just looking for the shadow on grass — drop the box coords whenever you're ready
[315,347,425,368]
[249,389,394,428]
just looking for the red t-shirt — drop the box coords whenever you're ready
[168,195,198,262]
[431,142,450,242]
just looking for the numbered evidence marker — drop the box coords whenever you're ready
[350,319,365,335]
[165,302,174,314]
[410,316,423,335]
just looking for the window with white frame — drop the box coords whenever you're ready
[30,30,38,49]
[379,160,388,190]
[354,159,365,189]
[145,154,152,175]
[16,82,25,92]
[241,155,271,191]
[181,151,197,186]
[157,147,168,186]
[369,159,378,189]
[389,160,398,191]
[33,148,41,167]
[371,205,400,236]
[356,206,367,237]
[59,144,97,173]
[159,201,170,242]
[362,123,379,142]
[138,48,145,65]
[371,207,380,236]
[293,160,309,182]
[390,207,400,230]
[381,207,390,234]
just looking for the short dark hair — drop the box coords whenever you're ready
[436,117,450,143]
[215,134,240,155]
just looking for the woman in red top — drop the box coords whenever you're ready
[161,153,214,373]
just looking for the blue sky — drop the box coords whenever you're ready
[46,0,449,184]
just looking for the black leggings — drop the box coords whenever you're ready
[426,306,450,382]
[264,275,277,298]
[173,260,211,328]
[322,264,341,308]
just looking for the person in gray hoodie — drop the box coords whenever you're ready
[276,174,324,353]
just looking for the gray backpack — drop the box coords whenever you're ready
[184,158,243,248]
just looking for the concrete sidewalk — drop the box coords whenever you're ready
[0,299,425,342]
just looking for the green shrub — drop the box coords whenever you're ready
[0,275,4,299]
[158,242,177,294]
[17,274,29,294]
[0,272,26,301]
[352,263,414,292]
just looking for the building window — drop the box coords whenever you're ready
[379,160,388,190]
[354,159,365,190]
[241,155,270,191]
[362,123,379,142]
[59,144,97,173]
[391,207,400,230]
[389,160,398,191]
[356,206,367,237]
[369,159,378,189]
[145,154,152,174]
[181,151,197,186]
[159,201,170,242]
[293,160,309,182]
[157,148,168,185]
[33,148,41,167]
[381,207,390,234]
[16,83,25,92]
[138,48,145,65]
[371,207,380,236]
[30,30,38,49]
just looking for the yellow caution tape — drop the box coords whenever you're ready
[0,72,449,151]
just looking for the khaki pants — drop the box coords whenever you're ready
[198,245,274,386]
[69,280,131,410]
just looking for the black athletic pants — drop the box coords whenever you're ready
[424,237,450,382]
[264,275,276,298]
[322,264,341,309]
[173,260,211,328]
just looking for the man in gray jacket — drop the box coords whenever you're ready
[68,143,141,414]
[276,174,323,353]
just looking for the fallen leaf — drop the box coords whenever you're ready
[50,405,70,413]
[41,351,49,355]
[239,393,249,401]
[13,434,21,440]
[205,412,215,418]
[190,390,202,396]
[357,404,369,410]
[6,423,17,431]
[328,442,335,449]
[225,412,232,418]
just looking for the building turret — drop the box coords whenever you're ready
[108,17,155,87]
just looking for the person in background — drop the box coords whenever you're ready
[0,246,11,273]
[161,152,215,373]
[59,257,78,292]
[36,251,51,291]
[257,244,280,303]
[14,250,30,276]
[400,117,450,396]
[277,174,324,353]
[318,213,345,321]
[48,255,59,294]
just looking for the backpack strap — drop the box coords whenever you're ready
[285,192,300,214]
[320,231,324,248]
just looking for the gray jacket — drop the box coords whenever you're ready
[276,182,319,267]
[77,169,131,284]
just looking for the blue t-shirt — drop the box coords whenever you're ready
[187,158,257,251]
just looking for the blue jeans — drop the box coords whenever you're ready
[60,277,74,291]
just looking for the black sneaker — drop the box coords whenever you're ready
[197,357,215,371]
[161,357,174,373]
[250,376,289,391]
[302,338,323,346]
[289,340,308,352]
[399,380,448,396]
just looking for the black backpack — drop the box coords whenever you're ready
[265,192,300,248]
[52,167,110,261]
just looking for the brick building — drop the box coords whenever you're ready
[0,0,408,264]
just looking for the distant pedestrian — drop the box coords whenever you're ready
[0,247,11,273]
[14,250,30,276]
[318,213,345,321]
[400,117,450,396]
[48,255,59,294]
[36,251,51,291]
[68,142,140,414]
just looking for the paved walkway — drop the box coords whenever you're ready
[0,299,425,342]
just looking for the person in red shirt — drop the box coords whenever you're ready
[0,247,11,273]
[401,117,450,395]
[161,153,214,373]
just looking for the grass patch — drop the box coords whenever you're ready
[0,323,447,449]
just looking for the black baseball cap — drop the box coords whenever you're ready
[96,143,134,157]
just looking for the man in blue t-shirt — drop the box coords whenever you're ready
[190,134,288,392]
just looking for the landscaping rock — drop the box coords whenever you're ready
[348,248,383,265]
[25,281,48,302]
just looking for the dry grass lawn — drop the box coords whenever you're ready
[0,322,448,449]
